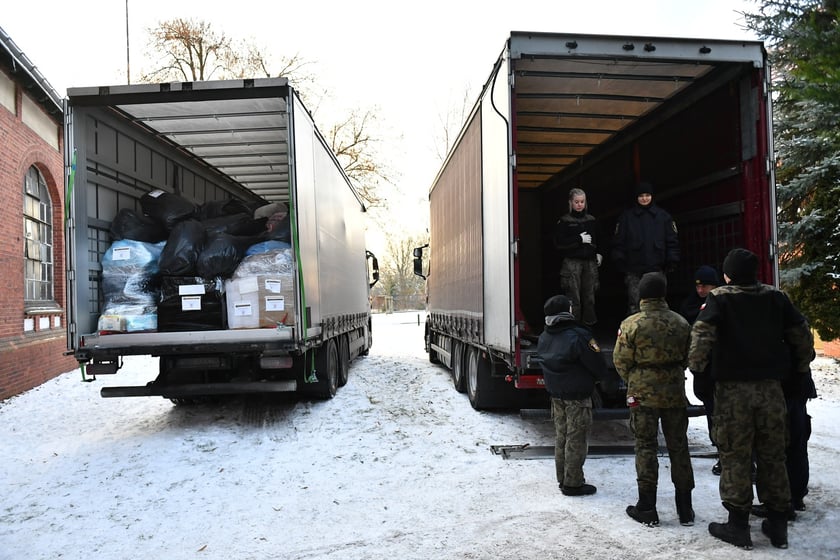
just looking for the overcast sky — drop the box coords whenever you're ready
[3,0,760,248]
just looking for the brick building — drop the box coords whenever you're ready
[1,27,76,399]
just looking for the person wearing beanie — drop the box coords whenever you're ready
[611,181,680,314]
[537,294,611,497]
[614,272,695,528]
[553,188,602,326]
[688,248,815,550]
[678,265,722,475]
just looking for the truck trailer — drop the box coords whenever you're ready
[414,31,776,412]
[65,78,378,401]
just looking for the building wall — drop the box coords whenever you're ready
[0,68,76,399]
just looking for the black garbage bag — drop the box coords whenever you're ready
[196,232,259,279]
[109,208,168,243]
[140,189,197,231]
[159,220,206,276]
[197,199,254,221]
[202,213,268,237]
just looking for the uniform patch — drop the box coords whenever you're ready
[588,338,601,352]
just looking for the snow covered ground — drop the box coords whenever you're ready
[2,311,839,559]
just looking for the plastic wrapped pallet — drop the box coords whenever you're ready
[98,239,165,333]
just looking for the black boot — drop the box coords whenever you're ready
[709,506,752,550]
[761,510,789,549]
[627,489,659,526]
[675,490,695,526]
[752,503,796,521]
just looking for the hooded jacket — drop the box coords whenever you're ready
[537,313,608,400]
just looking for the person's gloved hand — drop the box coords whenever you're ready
[579,232,592,244]
[596,254,603,267]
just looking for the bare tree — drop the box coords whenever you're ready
[434,86,474,162]
[141,18,231,82]
[377,232,428,311]
[140,18,392,206]
[327,109,392,208]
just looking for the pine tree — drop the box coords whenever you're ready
[744,0,840,339]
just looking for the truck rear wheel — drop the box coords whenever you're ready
[466,346,492,409]
[305,339,338,399]
[451,341,466,393]
[337,335,350,387]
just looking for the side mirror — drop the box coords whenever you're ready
[366,250,380,288]
[413,244,428,280]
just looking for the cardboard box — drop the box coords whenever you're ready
[225,274,295,329]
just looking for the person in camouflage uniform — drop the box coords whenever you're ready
[614,272,695,527]
[688,248,814,550]
[537,295,610,496]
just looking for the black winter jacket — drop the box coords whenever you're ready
[554,211,600,261]
[537,315,608,400]
[611,202,679,273]
[688,283,813,383]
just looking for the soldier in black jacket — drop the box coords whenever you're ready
[554,188,602,326]
[537,295,610,496]
[611,181,680,314]
[688,248,814,550]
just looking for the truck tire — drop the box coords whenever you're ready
[306,339,339,399]
[451,341,466,393]
[337,335,350,387]
[466,346,495,410]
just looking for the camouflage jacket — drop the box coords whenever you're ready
[688,282,814,383]
[614,298,691,408]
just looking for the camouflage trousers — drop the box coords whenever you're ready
[552,397,593,487]
[560,258,599,326]
[629,406,695,493]
[713,380,790,513]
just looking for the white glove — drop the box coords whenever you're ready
[596,254,603,267]
[579,232,592,244]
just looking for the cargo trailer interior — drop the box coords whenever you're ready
[494,33,775,344]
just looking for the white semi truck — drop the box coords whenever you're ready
[65,78,378,401]
[415,31,776,413]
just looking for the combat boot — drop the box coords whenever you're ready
[709,506,752,550]
[675,489,695,526]
[761,510,789,549]
[627,489,659,526]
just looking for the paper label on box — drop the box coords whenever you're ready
[181,295,202,311]
[233,302,254,317]
[239,277,260,294]
[264,279,282,293]
[112,247,132,261]
[265,296,285,311]
[179,284,207,295]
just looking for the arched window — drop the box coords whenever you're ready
[23,165,54,304]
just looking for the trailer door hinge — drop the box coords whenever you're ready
[511,239,519,257]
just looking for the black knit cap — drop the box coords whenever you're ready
[723,248,758,284]
[544,295,572,316]
[694,265,720,286]
[639,272,667,300]
[635,181,654,197]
